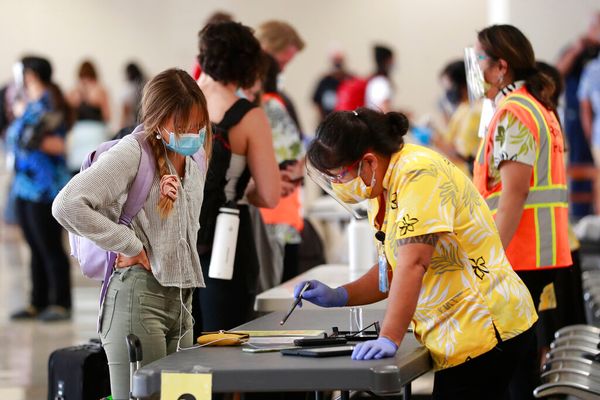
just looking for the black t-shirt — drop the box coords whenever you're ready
[312,75,345,117]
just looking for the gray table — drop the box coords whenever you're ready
[132,309,431,398]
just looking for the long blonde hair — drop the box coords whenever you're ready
[140,68,212,218]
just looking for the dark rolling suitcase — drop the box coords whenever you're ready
[48,338,111,400]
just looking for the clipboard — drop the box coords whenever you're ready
[280,345,355,358]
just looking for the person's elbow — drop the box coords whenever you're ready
[260,186,280,209]
[51,190,70,227]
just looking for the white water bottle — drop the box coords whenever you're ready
[208,207,240,280]
[348,218,377,280]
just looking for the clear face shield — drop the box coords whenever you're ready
[464,47,486,104]
[306,161,369,220]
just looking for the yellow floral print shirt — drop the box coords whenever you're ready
[368,144,537,370]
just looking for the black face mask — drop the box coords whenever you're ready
[445,86,461,106]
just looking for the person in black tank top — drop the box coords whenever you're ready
[193,22,281,336]
[67,61,109,123]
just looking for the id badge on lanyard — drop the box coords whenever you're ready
[375,231,389,293]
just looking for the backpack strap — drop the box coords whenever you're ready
[99,124,155,311]
[119,125,156,225]
[215,98,257,137]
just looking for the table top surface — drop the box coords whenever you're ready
[132,309,431,396]
[254,264,387,312]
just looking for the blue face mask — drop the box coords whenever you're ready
[162,128,206,156]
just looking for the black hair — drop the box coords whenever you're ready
[126,62,144,83]
[22,55,73,130]
[262,53,280,94]
[307,107,408,174]
[535,61,563,109]
[22,56,52,84]
[198,21,264,89]
[374,45,393,75]
[441,60,467,90]
[478,24,556,110]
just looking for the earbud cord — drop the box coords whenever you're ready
[161,139,200,351]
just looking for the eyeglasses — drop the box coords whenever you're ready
[331,158,362,183]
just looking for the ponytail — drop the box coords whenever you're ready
[147,136,176,218]
[524,69,557,111]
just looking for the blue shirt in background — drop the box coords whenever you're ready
[579,55,600,148]
[7,91,70,203]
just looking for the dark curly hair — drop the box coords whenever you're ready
[198,21,264,89]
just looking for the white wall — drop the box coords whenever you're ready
[1,0,595,135]
[507,0,600,63]
[0,0,487,134]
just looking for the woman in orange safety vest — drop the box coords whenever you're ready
[471,24,572,399]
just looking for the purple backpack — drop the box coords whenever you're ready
[68,124,206,305]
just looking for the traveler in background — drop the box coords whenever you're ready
[256,20,305,133]
[67,60,110,123]
[556,13,600,218]
[579,51,600,165]
[194,21,280,336]
[7,56,73,322]
[537,60,587,354]
[365,45,395,113]
[259,54,305,289]
[434,60,482,176]
[472,25,572,398]
[119,62,146,129]
[299,107,537,399]
[191,11,234,81]
[66,60,110,173]
[312,50,352,122]
[53,69,212,399]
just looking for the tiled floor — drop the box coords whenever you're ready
[0,152,434,399]
[0,221,101,399]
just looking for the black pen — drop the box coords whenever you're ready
[280,281,311,325]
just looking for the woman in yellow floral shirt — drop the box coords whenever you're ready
[296,107,537,399]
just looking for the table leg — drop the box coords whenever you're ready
[402,383,411,400]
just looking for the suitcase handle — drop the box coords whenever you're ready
[126,334,143,363]
[126,334,143,399]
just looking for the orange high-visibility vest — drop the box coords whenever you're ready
[473,87,571,270]
[259,92,304,233]
[260,188,304,233]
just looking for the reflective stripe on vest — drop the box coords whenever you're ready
[506,95,551,187]
[485,93,567,268]
[485,186,568,211]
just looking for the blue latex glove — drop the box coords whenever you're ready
[293,280,348,308]
[351,337,398,360]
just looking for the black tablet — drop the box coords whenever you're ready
[281,345,355,358]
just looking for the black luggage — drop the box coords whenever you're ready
[48,338,111,400]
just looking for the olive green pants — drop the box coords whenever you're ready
[100,266,193,400]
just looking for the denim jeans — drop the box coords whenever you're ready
[100,265,193,400]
